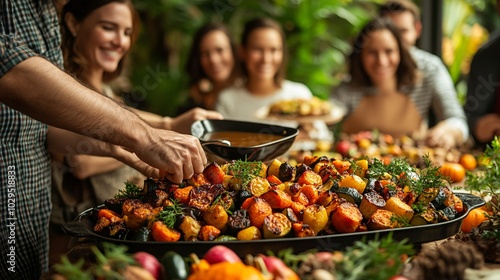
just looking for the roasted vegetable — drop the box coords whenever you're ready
[237,226,262,240]
[295,163,312,180]
[228,209,251,234]
[187,173,211,188]
[384,196,414,221]
[332,160,351,174]
[367,209,398,230]
[297,170,322,187]
[338,174,367,194]
[178,215,201,240]
[151,221,181,242]
[281,208,299,223]
[299,184,319,205]
[260,189,293,209]
[336,187,363,206]
[303,155,328,168]
[331,202,363,233]
[292,222,316,237]
[173,186,193,205]
[188,184,224,211]
[317,190,338,207]
[198,225,221,241]
[267,159,282,178]
[249,177,271,197]
[203,162,225,185]
[409,207,438,226]
[213,192,236,212]
[262,213,292,239]
[278,162,295,182]
[359,191,386,220]
[132,227,151,242]
[302,204,328,234]
[203,205,229,231]
[122,199,154,230]
[248,198,272,229]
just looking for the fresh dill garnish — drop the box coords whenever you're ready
[228,159,263,189]
[412,155,446,196]
[157,199,184,228]
[114,181,142,199]
[366,157,413,188]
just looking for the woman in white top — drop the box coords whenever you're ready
[216,17,313,122]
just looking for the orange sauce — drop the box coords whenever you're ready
[204,131,284,147]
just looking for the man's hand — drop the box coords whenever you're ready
[134,128,207,183]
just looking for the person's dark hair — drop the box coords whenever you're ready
[60,0,140,82]
[240,17,287,86]
[379,0,421,23]
[185,22,237,87]
[348,18,418,89]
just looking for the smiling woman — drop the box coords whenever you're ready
[61,0,139,86]
[215,17,313,123]
[330,18,467,149]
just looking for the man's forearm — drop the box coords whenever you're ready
[0,56,150,149]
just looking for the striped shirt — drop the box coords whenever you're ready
[1,1,62,279]
[331,47,468,142]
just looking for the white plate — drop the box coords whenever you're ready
[255,105,346,125]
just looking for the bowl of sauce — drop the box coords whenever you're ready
[191,119,299,162]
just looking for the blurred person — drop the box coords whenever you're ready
[331,18,467,149]
[216,17,312,121]
[379,0,468,147]
[0,0,207,278]
[178,22,238,113]
[465,33,500,145]
[216,17,330,142]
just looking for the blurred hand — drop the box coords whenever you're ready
[426,121,463,150]
[474,113,500,143]
[168,107,223,134]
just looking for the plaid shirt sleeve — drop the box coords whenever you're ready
[0,0,63,77]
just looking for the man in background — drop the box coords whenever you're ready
[379,0,469,149]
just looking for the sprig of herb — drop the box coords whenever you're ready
[157,199,184,228]
[267,247,315,271]
[336,233,414,280]
[53,256,93,280]
[228,159,263,189]
[92,243,135,278]
[54,243,135,279]
[465,137,500,240]
[366,157,414,188]
[466,137,500,195]
[409,154,446,196]
[114,181,142,199]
